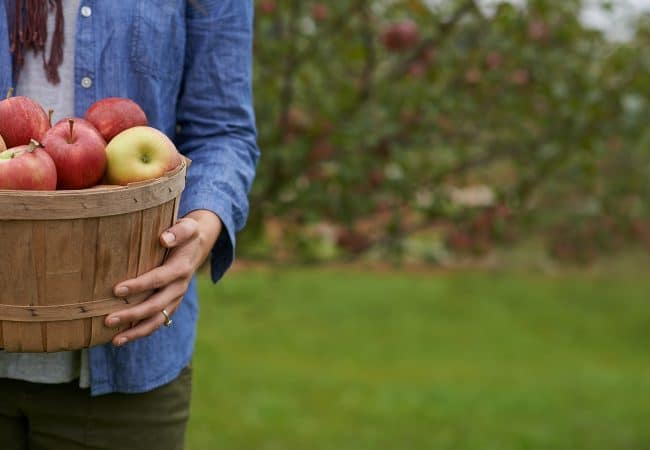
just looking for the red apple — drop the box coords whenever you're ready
[510,68,530,86]
[311,3,329,21]
[258,0,276,15]
[485,51,503,70]
[0,139,57,190]
[105,126,181,185]
[528,19,549,42]
[464,68,482,84]
[381,20,420,52]
[0,88,51,148]
[407,61,427,78]
[42,118,107,189]
[84,97,148,142]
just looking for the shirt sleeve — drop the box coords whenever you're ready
[174,0,260,283]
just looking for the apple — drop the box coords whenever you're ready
[486,51,503,70]
[464,68,482,84]
[105,126,181,185]
[311,3,329,21]
[528,19,549,42]
[0,88,50,148]
[407,61,427,78]
[42,118,107,189]
[381,20,420,52]
[84,97,148,142]
[510,68,530,86]
[0,134,6,152]
[0,139,57,190]
[258,0,276,15]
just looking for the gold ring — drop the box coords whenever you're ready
[161,309,173,327]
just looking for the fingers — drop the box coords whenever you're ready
[113,255,194,298]
[111,297,183,346]
[105,216,202,346]
[113,217,201,298]
[106,279,188,328]
[160,217,199,248]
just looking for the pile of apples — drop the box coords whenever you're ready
[0,90,181,191]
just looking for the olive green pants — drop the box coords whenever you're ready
[0,366,192,450]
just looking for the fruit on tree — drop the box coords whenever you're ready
[464,68,482,84]
[528,19,549,42]
[381,20,420,52]
[485,51,503,70]
[311,3,329,22]
[510,68,530,85]
[258,0,276,15]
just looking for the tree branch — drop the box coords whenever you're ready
[278,0,301,137]
[359,0,376,102]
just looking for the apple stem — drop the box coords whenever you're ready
[27,139,44,153]
[6,87,14,99]
[68,119,74,144]
[48,109,54,127]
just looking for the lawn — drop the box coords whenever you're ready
[187,266,650,450]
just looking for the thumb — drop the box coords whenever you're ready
[160,217,199,248]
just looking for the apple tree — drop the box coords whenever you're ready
[244,0,648,262]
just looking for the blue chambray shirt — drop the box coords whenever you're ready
[0,0,259,396]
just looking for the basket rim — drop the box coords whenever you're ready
[0,158,188,220]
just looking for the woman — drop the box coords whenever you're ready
[0,1,259,449]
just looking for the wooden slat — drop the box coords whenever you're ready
[42,220,85,351]
[45,320,84,352]
[80,218,101,298]
[1,323,43,352]
[138,204,172,275]
[94,213,138,300]
[0,160,186,220]
[0,221,42,351]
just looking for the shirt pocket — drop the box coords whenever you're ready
[130,0,186,82]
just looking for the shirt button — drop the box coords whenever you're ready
[80,6,92,17]
[81,77,93,88]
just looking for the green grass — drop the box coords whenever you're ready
[187,267,650,450]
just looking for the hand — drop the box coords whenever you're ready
[105,209,222,346]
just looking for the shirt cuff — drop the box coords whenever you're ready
[177,188,236,283]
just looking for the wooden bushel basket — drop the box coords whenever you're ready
[0,159,188,352]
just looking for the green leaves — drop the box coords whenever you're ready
[248,0,648,261]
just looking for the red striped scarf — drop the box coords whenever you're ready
[8,0,64,85]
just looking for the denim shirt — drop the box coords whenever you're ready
[0,0,259,396]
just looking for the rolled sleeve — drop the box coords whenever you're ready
[175,0,260,283]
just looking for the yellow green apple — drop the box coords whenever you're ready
[105,126,181,185]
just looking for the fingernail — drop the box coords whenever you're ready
[116,337,128,346]
[115,286,129,297]
[107,317,120,327]
[162,231,176,246]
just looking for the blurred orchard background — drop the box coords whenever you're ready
[240,0,649,266]
[187,0,650,449]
